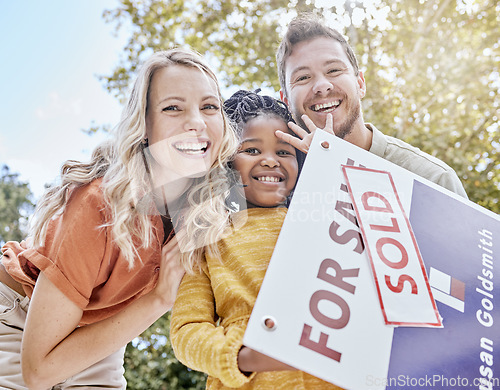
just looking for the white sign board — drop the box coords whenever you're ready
[243,130,500,390]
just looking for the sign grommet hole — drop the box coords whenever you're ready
[261,316,277,331]
[320,141,330,150]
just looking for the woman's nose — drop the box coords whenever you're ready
[184,110,207,132]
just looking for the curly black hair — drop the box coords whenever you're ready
[223,89,295,139]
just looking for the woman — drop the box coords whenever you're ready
[0,48,238,390]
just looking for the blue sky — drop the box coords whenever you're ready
[0,0,127,198]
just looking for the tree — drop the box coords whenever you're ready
[124,313,207,389]
[358,0,499,212]
[100,0,299,103]
[101,0,498,213]
[99,1,499,387]
[0,165,34,245]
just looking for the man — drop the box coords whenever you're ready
[232,15,469,384]
[275,14,467,198]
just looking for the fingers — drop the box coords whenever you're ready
[162,236,181,263]
[301,113,334,135]
[164,233,177,246]
[162,234,179,252]
[275,130,305,151]
[287,121,309,139]
[157,235,185,308]
[301,115,319,134]
[323,113,334,135]
[160,245,183,280]
[276,113,332,154]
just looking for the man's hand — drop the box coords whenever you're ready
[275,113,334,153]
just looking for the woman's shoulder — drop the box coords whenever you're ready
[64,178,109,218]
[67,178,105,202]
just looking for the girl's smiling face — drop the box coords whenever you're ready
[233,115,299,208]
[145,65,224,189]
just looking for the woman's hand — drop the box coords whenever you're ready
[238,346,297,373]
[275,113,334,154]
[150,235,186,310]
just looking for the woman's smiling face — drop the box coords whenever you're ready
[145,65,224,187]
[233,115,298,208]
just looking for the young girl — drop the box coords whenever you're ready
[170,90,343,389]
[0,48,238,390]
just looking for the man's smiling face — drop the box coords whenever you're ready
[282,37,366,140]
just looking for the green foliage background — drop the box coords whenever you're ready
[0,165,34,245]
[124,313,207,389]
[0,1,498,389]
[100,0,499,214]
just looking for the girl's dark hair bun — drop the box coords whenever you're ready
[223,89,294,138]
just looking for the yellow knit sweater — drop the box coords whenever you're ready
[170,208,343,389]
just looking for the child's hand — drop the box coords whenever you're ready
[238,346,297,373]
[275,113,334,153]
[151,235,185,309]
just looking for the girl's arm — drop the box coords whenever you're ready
[21,237,185,390]
[170,271,296,388]
[170,269,256,388]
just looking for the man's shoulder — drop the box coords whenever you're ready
[369,123,452,171]
[385,133,453,171]
[368,124,467,197]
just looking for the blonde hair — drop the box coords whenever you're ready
[30,48,238,273]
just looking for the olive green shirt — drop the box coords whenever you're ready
[367,124,468,198]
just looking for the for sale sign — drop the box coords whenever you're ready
[243,130,499,390]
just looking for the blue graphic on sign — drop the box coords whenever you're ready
[385,180,498,390]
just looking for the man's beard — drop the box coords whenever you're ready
[294,99,361,140]
[334,99,361,139]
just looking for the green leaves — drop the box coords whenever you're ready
[0,165,34,245]
[124,313,207,389]
[100,1,498,215]
[359,0,499,212]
